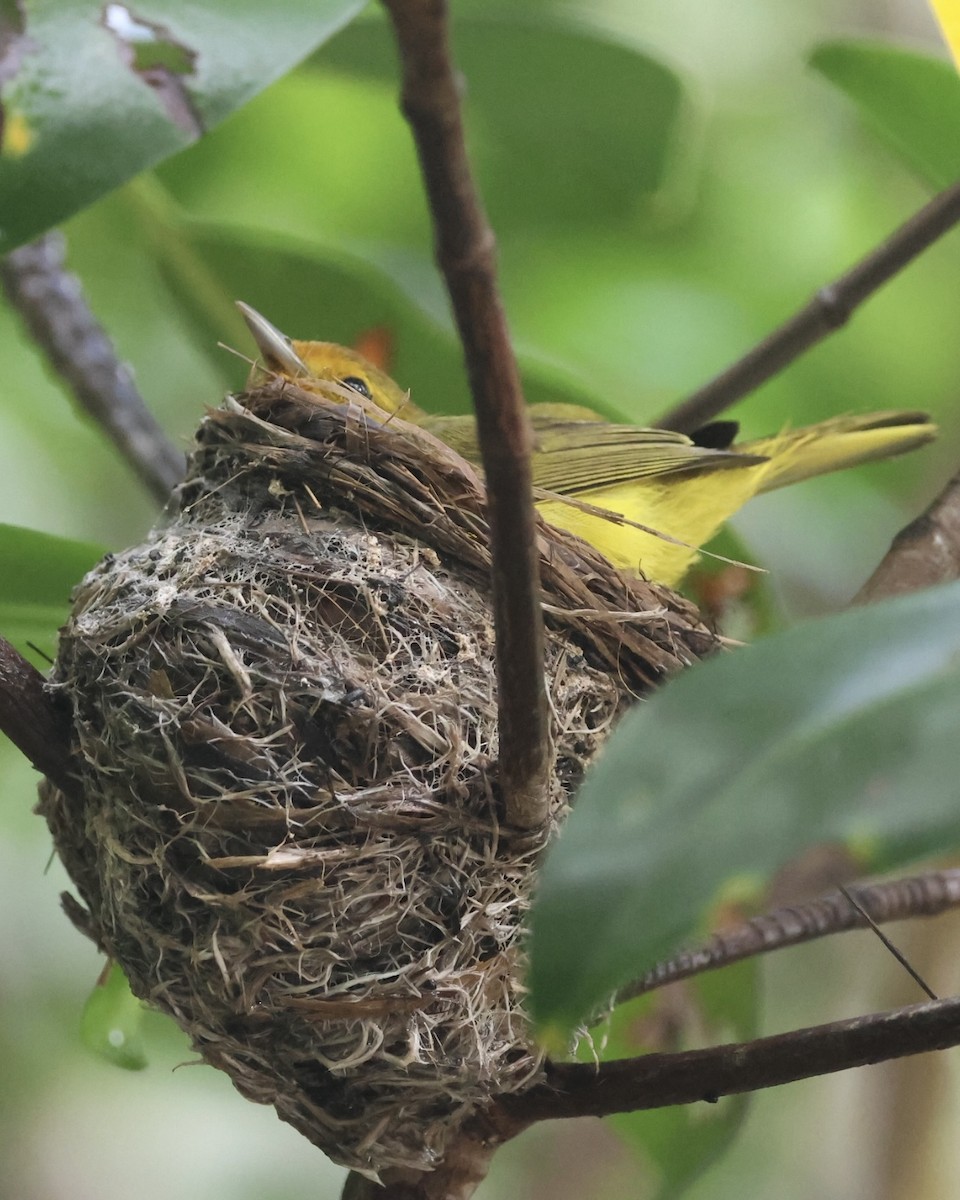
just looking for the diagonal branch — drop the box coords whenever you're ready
[616,870,960,1003]
[854,471,960,604]
[0,636,76,794]
[1,231,185,504]
[500,995,960,1123]
[658,179,960,433]
[381,0,550,830]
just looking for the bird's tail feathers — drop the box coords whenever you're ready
[740,411,937,494]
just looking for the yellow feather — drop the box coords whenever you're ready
[238,304,937,587]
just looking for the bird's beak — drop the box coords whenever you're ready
[236,301,309,377]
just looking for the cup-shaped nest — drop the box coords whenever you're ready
[38,381,716,1175]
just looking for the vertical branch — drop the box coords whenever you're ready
[381,0,551,829]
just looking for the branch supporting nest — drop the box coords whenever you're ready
[499,995,960,1123]
[0,638,75,793]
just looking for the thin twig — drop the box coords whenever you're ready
[854,471,960,604]
[838,884,938,1001]
[1,232,185,504]
[381,0,551,829]
[658,180,960,433]
[499,995,960,1124]
[0,636,76,793]
[617,871,960,1003]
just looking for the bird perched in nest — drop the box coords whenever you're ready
[237,302,936,587]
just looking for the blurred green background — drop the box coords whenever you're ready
[2,0,960,1197]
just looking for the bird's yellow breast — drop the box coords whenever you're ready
[537,467,765,585]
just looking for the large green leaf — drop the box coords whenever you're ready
[127,180,616,416]
[320,10,688,229]
[0,0,365,254]
[151,12,688,258]
[0,523,103,657]
[529,580,960,1036]
[811,40,960,188]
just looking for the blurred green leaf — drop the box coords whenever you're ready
[601,961,758,1199]
[129,180,614,415]
[530,580,960,1034]
[153,63,429,249]
[811,40,960,188]
[0,0,366,254]
[321,11,689,229]
[80,962,148,1071]
[0,523,103,656]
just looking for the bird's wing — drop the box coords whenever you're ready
[528,419,767,494]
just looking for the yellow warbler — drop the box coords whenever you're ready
[237,302,937,586]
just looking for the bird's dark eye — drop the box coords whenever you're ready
[341,376,372,399]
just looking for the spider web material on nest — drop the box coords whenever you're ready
[39,379,716,1174]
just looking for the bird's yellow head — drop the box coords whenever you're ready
[237,301,415,418]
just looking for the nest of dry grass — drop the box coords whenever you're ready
[39,380,716,1175]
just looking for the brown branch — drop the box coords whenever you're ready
[0,636,76,793]
[381,0,550,829]
[499,996,960,1124]
[854,471,960,604]
[617,870,960,1003]
[1,231,185,504]
[658,180,960,433]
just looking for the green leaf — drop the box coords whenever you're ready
[0,0,366,254]
[0,524,103,657]
[319,10,688,229]
[529,580,960,1035]
[810,40,960,188]
[601,961,758,1198]
[129,181,615,416]
[80,962,148,1071]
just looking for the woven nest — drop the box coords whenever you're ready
[38,380,716,1175]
